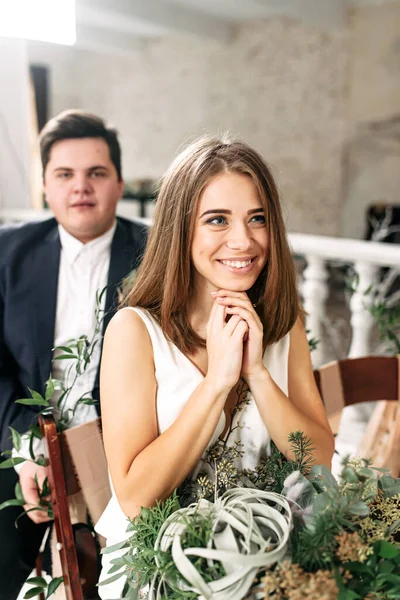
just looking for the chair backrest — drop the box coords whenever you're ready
[39,414,111,600]
[314,355,400,475]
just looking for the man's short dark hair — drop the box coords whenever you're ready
[39,109,122,180]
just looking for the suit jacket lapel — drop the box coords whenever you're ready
[33,225,61,391]
[103,219,135,333]
[93,219,138,414]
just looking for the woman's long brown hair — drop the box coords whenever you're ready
[121,135,301,355]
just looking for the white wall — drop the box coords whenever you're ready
[0,38,32,209]
[28,18,348,236]
[18,3,400,237]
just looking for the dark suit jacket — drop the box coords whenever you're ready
[0,216,147,451]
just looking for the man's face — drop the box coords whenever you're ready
[43,137,123,243]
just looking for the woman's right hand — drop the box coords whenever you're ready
[205,300,248,393]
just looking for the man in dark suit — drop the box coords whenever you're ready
[0,110,147,599]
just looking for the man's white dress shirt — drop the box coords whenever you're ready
[14,222,116,468]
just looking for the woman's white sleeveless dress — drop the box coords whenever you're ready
[96,307,290,599]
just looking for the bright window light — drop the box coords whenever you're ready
[0,0,76,45]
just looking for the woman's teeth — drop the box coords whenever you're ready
[221,259,252,269]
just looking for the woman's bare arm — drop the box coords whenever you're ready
[247,318,334,467]
[100,306,246,517]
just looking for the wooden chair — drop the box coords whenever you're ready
[314,355,400,476]
[38,414,111,600]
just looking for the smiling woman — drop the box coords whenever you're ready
[96,135,334,599]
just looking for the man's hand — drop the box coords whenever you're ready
[19,460,52,524]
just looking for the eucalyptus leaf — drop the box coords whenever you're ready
[98,571,126,586]
[378,475,400,497]
[101,539,128,554]
[312,491,332,513]
[347,500,370,517]
[309,464,339,492]
[387,519,400,535]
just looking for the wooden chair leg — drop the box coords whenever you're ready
[35,552,46,600]
[39,414,83,600]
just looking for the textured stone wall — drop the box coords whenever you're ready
[28,6,399,238]
[341,2,400,239]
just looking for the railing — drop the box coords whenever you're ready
[1,207,399,366]
[291,233,400,366]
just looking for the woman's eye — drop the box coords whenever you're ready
[250,215,266,224]
[207,216,227,226]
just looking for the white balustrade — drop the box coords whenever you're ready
[290,233,400,365]
[301,256,329,367]
[348,261,379,358]
[1,209,399,365]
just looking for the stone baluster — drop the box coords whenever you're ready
[301,255,329,367]
[348,261,379,358]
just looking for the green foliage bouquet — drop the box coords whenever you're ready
[100,431,400,600]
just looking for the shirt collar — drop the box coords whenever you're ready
[58,220,117,266]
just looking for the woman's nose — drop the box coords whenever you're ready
[226,226,252,251]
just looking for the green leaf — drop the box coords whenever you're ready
[338,590,361,600]
[45,378,55,401]
[101,539,128,554]
[98,571,125,586]
[0,498,25,510]
[348,500,370,517]
[53,354,77,361]
[16,398,48,407]
[46,577,64,598]
[9,427,22,452]
[388,519,400,535]
[14,482,25,502]
[29,424,42,440]
[78,398,97,406]
[376,540,399,559]
[25,576,47,587]
[28,432,36,461]
[54,346,75,354]
[24,587,46,599]
[35,455,47,467]
[378,475,400,497]
[0,457,26,469]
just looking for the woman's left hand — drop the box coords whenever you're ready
[212,290,267,382]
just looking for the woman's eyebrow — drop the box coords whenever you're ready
[200,207,264,218]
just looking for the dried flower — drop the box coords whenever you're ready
[335,531,372,563]
[262,562,338,600]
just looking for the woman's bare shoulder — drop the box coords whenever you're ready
[103,307,153,361]
[106,307,148,338]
